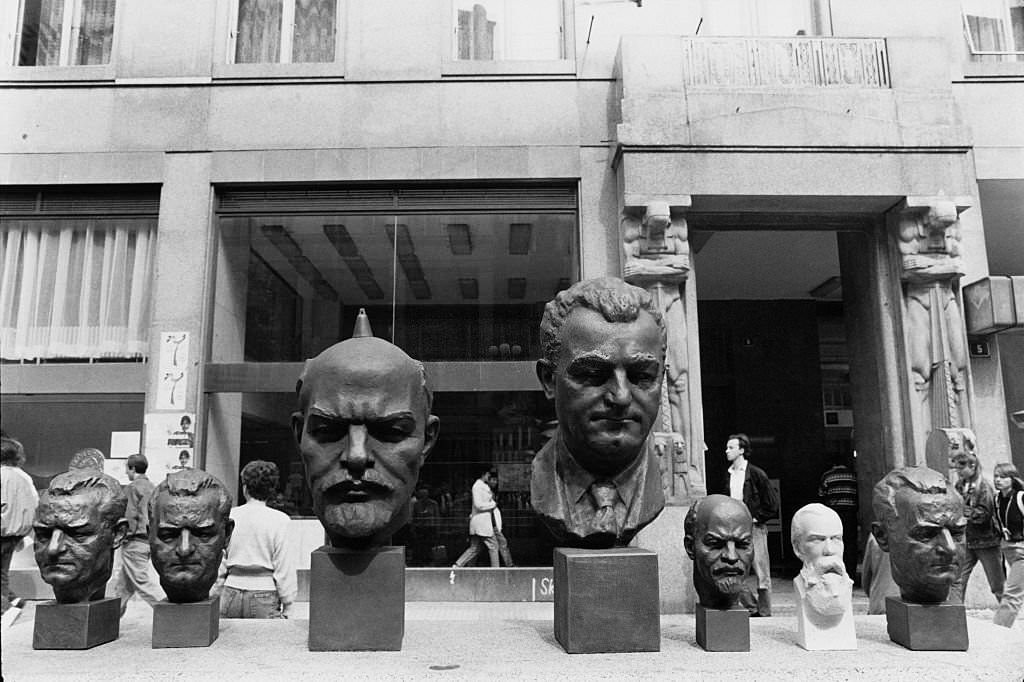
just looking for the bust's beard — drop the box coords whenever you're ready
[799,560,852,618]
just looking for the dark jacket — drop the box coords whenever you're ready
[955,475,1001,549]
[724,460,778,523]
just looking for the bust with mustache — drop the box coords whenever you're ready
[292,312,439,549]
[791,503,856,649]
[684,495,754,609]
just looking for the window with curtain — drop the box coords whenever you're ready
[452,0,564,61]
[963,0,1024,61]
[0,218,156,361]
[16,0,116,66]
[233,0,337,64]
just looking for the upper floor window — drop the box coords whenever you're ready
[452,0,566,61]
[230,0,338,64]
[14,0,115,66]
[963,0,1024,61]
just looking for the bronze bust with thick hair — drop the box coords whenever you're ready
[33,469,128,603]
[871,466,966,604]
[149,469,235,603]
[531,277,667,548]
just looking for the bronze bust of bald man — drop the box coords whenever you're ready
[684,495,754,610]
[292,312,440,549]
[531,277,667,548]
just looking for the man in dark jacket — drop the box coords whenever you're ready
[724,433,778,616]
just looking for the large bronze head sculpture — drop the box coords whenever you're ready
[149,469,234,603]
[292,313,439,549]
[871,466,965,604]
[684,495,754,609]
[33,469,128,603]
[531,277,667,547]
[791,503,852,620]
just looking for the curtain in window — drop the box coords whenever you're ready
[0,219,156,360]
[292,0,336,63]
[236,0,283,64]
[75,0,116,65]
[17,0,65,66]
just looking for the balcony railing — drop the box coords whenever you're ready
[681,37,889,88]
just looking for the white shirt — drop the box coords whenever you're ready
[223,499,298,605]
[728,457,747,502]
[467,478,498,537]
[1,465,38,538]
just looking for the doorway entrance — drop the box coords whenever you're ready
[693,228,856,575]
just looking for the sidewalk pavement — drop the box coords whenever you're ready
[2,596,1021,682]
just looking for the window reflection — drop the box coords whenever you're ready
[221,212,577,362]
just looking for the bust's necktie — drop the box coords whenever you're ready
[590,480,619,536]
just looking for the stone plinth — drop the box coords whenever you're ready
[885,597,968,651]
[695,604,750,651]
[152,597,220,648]
[553,547,660,654]
[33,597,120,650]
[308,545,405,651]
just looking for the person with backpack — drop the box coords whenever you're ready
[993,462,1024,628]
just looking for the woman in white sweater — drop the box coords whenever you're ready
[220,460,298,618]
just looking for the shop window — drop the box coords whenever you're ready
[13,0,116,66]
[216,195,578,362]
[963,0,1024,62]
[232,388,556,566]
[229,0,339,64]
[0,216,156,361]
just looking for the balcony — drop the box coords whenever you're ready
[680,36,889,89]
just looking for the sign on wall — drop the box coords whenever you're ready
[144,412,195,479]
[156,332,190,410]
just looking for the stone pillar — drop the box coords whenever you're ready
[620,197,706,507]
[145,152,214,472]
[889,196,974,465]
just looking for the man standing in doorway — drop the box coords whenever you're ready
[724,433,778,616]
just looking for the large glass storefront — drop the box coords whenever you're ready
[208,184,579,566]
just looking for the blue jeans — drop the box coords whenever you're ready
[219,586,283,619]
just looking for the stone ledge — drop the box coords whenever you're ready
[3,602,1021,681]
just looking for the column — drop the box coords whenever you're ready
[889,196,974,465]
[620,197,706,506]
[144,153,215,479]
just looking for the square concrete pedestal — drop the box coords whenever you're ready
[152,596,220,648]
[553,547,660,654]
[696,604,750,652]
[33,597,120,649]
[308,545,405,651]
[885,597,968,651]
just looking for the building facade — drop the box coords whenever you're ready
[2,0,1022,610]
